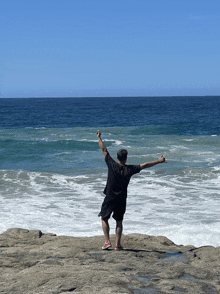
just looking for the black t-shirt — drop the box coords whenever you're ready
[104,153,141,202]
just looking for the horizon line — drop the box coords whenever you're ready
[1,95,220,99]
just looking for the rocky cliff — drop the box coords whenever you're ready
[0,228,220,293]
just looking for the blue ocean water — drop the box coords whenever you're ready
[0,96,220,247]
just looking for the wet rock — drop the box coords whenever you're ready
[0,228,220,293]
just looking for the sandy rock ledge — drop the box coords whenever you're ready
[0,228,220,293]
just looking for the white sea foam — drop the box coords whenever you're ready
[1,130,220,247]
[114,140,123,146]
[77,139,97,142]
[182,139,194,142]
[1,164,220,247]
[104,139,123,146]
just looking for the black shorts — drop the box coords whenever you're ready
[98,199,126,222]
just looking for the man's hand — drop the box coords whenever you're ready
[140,155,166,170]
[97,130,101,138]
[158,155,166,163]
[97,130,108,157]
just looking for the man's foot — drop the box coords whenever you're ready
[102,241,111,250]
[115,245,123,251]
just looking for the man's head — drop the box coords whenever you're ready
[117,149,128,163]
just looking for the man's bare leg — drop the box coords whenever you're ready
[116,220,123,248]
[102,219,110,243]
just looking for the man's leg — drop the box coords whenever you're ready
[102,219,110,243]
[115,220,123,247]
[101,219,112,249]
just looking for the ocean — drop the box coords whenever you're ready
[0,96,220,247]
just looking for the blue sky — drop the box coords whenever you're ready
[0,0,220,97]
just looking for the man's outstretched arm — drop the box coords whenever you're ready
[140,155,166,171]
[97,130,108,158]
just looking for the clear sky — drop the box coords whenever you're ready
[0,0,220,97]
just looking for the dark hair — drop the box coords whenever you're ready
[117,149,128,162]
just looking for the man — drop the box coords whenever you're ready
[97,130,165,250]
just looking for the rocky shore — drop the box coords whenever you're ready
[0,228,220,294]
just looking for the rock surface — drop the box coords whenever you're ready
[0,228,220,294]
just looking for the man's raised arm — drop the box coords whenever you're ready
[140,155,166,171]
[97,130,108,158]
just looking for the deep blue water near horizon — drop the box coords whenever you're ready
[1,96,220,135]
[0,96,220,247]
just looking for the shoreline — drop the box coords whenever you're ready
[0,228,220,293]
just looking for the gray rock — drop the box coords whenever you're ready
[0,228,220,293]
